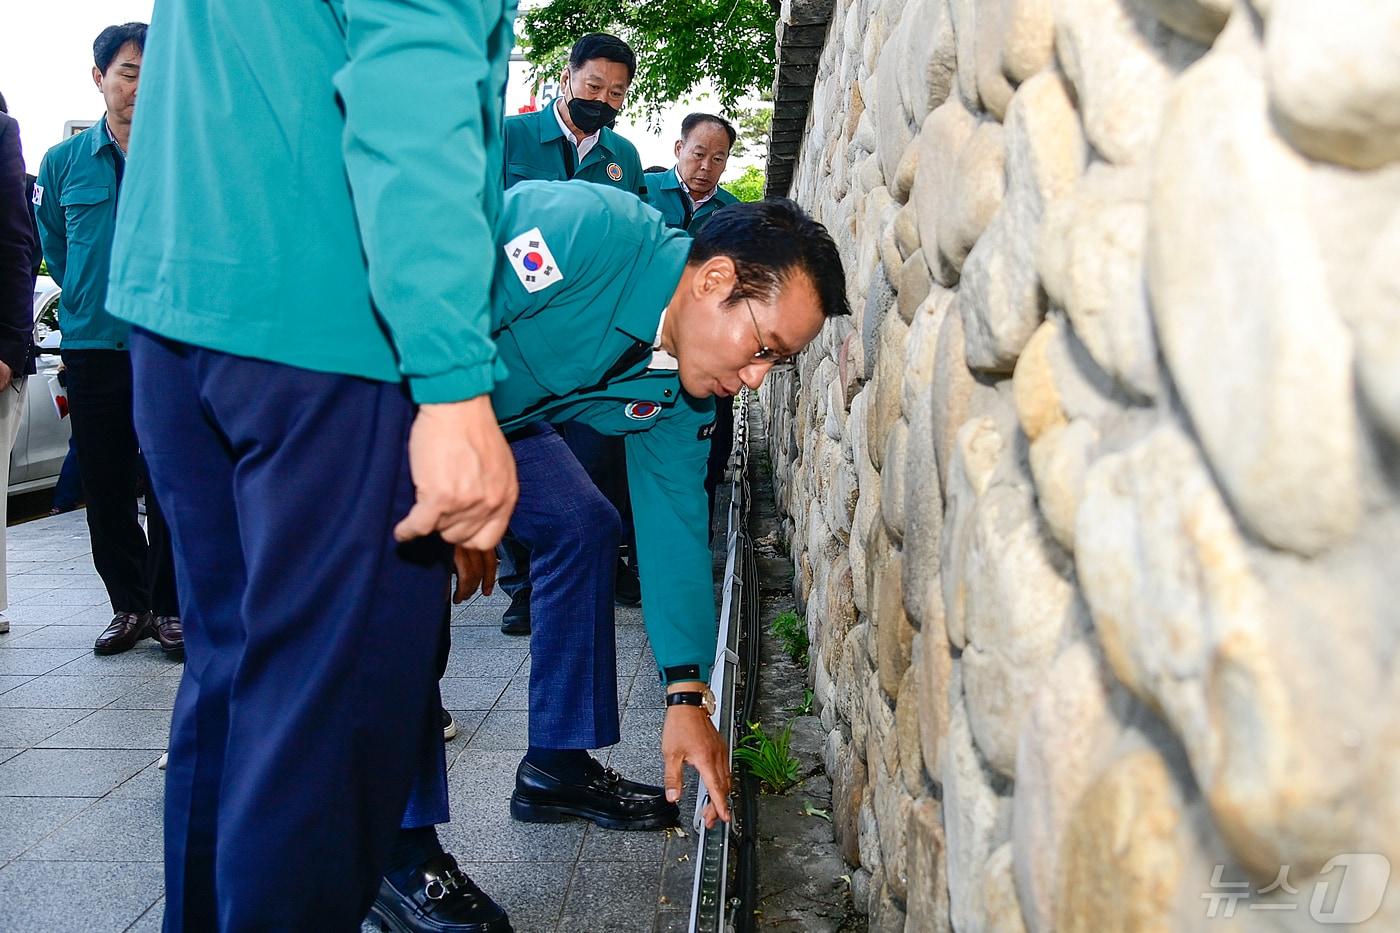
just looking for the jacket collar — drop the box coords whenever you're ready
[534,99,623,159]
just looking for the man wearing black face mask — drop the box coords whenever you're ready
[503,33,645,196]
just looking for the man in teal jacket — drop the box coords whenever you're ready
[503,33,645,196]
[32,23,183,660]
[476,179,849,836]
[496,33,648,642]
[643,113,743,525]
[643,112,740,234]
[106,2,520,931]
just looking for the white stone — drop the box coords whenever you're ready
[998,0,1056,84]
[1038,162,1162,401]
[1351,208,1400,441]
[938,412,1007,650]
[1027,418,1099,552]
[880,420,909,544]
[1267,0,1400,169]
[961,73,1086,374]
[910,99,979,288]
[894,0,959,123]
[938,121,1006,281]
[1054,0,1205,165]
[961,479,1077,778]
[875,39,917,186]
[1012,642,1121,933]
[974,0,1016,121]
[1148,33,1361,556]
[942,669,1011,933]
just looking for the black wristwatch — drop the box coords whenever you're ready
[666,687,716,715]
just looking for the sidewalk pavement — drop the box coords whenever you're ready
[0,509,696,932]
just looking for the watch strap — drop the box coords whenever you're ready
[662,664,702,684]
[666,691,706,708]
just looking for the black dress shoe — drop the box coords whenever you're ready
[152,616,184,660]
[93,612,153,655]
[499,591,530,636]
[511,759,679,831]
[368,853,512,933]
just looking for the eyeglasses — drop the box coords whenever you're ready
[743,298,797,372]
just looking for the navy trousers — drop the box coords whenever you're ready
[505,424,622,749]
[131,331,449,933]
[497,423,634,605]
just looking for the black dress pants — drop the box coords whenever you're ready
[61,348,178,616]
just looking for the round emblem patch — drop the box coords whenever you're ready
[625,400,661,421]
[522,251,543,271]
[607,162,624,182]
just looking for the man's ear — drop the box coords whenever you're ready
[674,139,683,160]
[692,256,737,299]
[92,66,104,90]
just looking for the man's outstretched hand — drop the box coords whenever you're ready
[662,687,732,829]
[394,395,516,550]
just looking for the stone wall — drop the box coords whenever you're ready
[761,0,1400,930]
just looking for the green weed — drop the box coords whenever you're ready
[733,720,801,794]
[769,610,809,666]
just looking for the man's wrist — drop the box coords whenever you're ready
[667,680,707,695]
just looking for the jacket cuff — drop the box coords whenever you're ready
[406,364,496,405]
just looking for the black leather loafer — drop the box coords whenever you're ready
[367,853,512,933]
[613,560,641,608]
[93,612,153,655]
[499,591,530,636]
[510,759,679,831]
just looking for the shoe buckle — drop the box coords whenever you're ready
[423,867,469,902]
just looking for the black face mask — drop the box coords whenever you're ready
[564,90,619,134]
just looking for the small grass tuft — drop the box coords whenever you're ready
[733,720,801,794]
[769,610,809,666]
[788,687,815,717]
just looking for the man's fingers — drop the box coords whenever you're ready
[664,753,685,803]
[482,550,498,596]
[393,502,440,542]
[693,751,732,823]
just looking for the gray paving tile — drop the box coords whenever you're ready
[0,796,95,860]
[106,758,167,800]
[23,796,164,861]
[3,603,89,625]
[603,744,665,789]
[52,650,183,678]
[445,748,523,799]
[626,674,666,709]
[39,605,118,626]
[0,623,48,642]
[0,647,89,676]
[442,711,488,769]
[437,677,509,711]
[105,677,181,710]
[616,709,668,749]
[615,647,646,678]
[0,860,163,932]
[10,587,111,608]
[465,710,531,750]
[458,860,572,932]
[0,674,34,695]
[580,823,669,862]
[4,624,100,649]
[0,748,159,796]
[0,748,21,765]
[439,799,586,863]
[124,898,165,933]
[616,625,652,648]
[558,859,662,932]
[0,707,92,747]
[0,673,153,709]
[37,709,171,750]
[5,573,98,591]
[495,676,529,711]
[444,648,528,678]
[446,625,523,649]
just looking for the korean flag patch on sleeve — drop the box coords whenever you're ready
[504,227,563,294]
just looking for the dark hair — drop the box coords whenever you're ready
[0,91,7,114]
[643,165,668,174]
[690,199,850,320]
[568,33,636,82]
[94,23,147,75]
[681,113,737,149]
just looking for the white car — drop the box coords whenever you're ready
[7,275,71,495]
